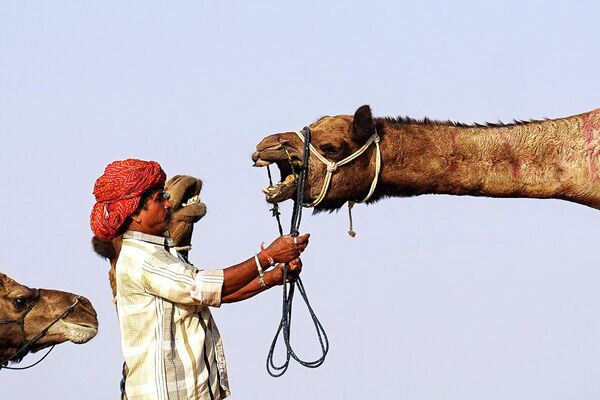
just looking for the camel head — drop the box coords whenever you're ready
[0,273,98,366]
[92,175,207,299]
[164,175,207,253]
[252,105,379,211]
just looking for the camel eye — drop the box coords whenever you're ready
[319,144,339,155]
[13,297,27,309]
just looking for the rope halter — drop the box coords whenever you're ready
[293,128,382,208]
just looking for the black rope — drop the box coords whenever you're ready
[265,126,329,377]
[0,345,56,371]
[266,165,284,237]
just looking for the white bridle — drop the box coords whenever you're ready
[293,129,382,208]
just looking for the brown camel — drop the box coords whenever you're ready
[92,175,207,300]
[252,105,600,213]
[0,273,98,368]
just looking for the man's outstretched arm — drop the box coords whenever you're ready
[222,259,302,303]
[221,234,309,297]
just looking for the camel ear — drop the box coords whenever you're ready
[351,105,375,144]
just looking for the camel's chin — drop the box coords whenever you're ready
[65,326,98,344]
[262,173,297,203]
[58,321,98,344]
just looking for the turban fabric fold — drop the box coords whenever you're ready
[90,159,166,241]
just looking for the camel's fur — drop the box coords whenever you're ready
[0,273,98,366]
[253,105,600,212]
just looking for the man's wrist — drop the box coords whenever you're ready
[256,251,270,269]
[263,271,276,288]
[259,242,276,266]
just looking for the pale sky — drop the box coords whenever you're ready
[2,1,600,399]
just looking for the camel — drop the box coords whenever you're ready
[252,105,600,213]
[0,273,98,369]
[92,175,207,300]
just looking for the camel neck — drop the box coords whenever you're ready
[375,109,600,203]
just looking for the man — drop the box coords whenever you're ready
[90,159,309,400]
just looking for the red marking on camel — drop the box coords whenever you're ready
[581,111,600,180]
[493,128,520,178]
[448,130,458,153]
[445,130,460,172]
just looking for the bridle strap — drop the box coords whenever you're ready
[0,294,82,370]
[294,129,381,207]
[0,289,40,325]
[0,289,40,347]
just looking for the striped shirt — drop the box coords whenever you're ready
[116,230,230,400]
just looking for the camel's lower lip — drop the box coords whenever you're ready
[262,173,298,203]
[63,324,98,344]
[254,150,304,203]
[255,157,298,203]
[254,159,273,167]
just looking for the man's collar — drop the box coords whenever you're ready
[123,230,174,247]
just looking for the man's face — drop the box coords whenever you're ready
[135,189,173,236]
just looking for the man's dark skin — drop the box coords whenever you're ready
[128,188,310,302]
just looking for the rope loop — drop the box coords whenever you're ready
[265,127,329,377]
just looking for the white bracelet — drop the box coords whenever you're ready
[254,254,267,288]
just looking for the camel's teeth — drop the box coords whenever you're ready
[182,195,200,207]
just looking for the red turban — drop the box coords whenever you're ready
[90,159,166,241]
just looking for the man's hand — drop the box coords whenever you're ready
[267,258,303,286]
[264,233,309,264]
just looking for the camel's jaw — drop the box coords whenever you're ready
[13,313,98,359]
[31,321,98,350]
[252,142,304,204]
[57,297,99,344]
[166,178,205,211]
[60,321,99,344]
[164,175,207,222]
